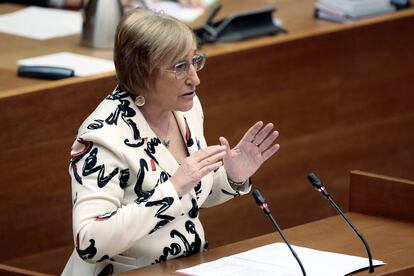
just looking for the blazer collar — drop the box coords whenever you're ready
[129,97,199,176]
[173,111,200,156]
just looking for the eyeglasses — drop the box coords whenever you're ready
[166,53,206,80]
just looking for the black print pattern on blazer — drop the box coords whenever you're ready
[188,198,199,218]
[194,181,202,199]
[76,234,97,260]
[95,210,118,221]
[145,197,175,234]
[144,138,161,164]
[196,138,201,150]
[82,148,119,188]
[221,189,241,198]
[73,192,78,205]
[118,168,130,189]
[154,220,201,264]
[180,220,202,256]
[134,159,155,203]
[123,118,145,148]
[70,139,93,185]
[105,94,136,126]
[97,264,113,276]
[97,255,109,262]
[87,89,145,148]
[87,119,104,130]
[158,171,169,184]
[107,90,145,149]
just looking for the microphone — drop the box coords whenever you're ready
[253,189,307,276]
[307,173,374,273]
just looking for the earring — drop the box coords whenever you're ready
[135,95,145,107]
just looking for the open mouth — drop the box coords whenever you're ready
[182,91,195,97]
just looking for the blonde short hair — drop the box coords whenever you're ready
[114,8,195,97]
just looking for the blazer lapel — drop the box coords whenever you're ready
[174,111,200,156]
[129,99,201,178]
[173,111,201,200]
[130,102,179,177]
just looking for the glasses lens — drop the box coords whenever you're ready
[174,61,189,79]
[193,54,205,71]
[172,53,206,79]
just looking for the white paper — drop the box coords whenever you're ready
[17,52,115,77]
[147,0,217,22]
[0,6,81,40]
[176,243,385,276]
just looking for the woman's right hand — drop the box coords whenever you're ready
[170,145,226,197]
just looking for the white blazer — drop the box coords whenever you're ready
[62,87,250,276]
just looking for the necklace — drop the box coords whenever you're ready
[162,139,170,148]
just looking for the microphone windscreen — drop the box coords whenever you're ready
[252,189,266,206]
[307,172,322,188]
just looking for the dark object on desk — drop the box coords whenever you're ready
[391,0,412,9]
[195,5,286,46]
[6,0,51,7]
[17,65,75,80]
[81,0,123,48]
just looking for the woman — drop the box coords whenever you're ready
[62,8,280,276]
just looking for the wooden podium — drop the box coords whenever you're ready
[118,171,414,275]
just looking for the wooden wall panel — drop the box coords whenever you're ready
[198,15,414,247]
[350,171,414,223]
[0,75,116,263]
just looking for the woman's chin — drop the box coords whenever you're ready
[176,93,195,111]
[177,99,194,112]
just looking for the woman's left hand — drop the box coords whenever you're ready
[178,0,205,7]
[219,121,280,183]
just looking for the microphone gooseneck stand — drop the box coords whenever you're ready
[307,173,374,273]
[253,189,307,276]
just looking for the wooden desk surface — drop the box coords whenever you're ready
[118,213,414,275]
[1,0,414,93]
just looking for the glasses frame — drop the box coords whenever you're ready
[165,53,206,80]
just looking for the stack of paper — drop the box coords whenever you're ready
[147,0,218,23]
[0,6,81,40]
[176,243,385,276]
[314,0,396,23]
[17,52,115,77]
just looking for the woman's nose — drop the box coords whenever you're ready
[185,64,200,86]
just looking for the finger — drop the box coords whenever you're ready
[241,121,264,143]
[253,123,274,145]
[179,0,192,7]
[190,0,203,7]
[219,137,232,155]
[261,144,280,162]
[199,161,223,177]
[198,150,226,169]
[192,145,226,162]
[258,130,279,152]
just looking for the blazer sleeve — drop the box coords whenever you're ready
[201,166,251,208]
[69,134,184,263]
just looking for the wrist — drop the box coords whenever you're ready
[169,176,185,197]
[227,177,245,187]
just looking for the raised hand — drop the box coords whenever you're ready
[170,145,226,197]
[220,121,280,183]
[178,0,205,7]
